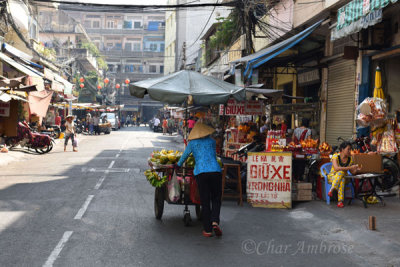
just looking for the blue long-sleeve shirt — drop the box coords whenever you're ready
[177,136,221,176]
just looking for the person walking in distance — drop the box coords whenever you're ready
[64,115,77,152]
[162,118,168,135]
[93,114,100,135]
[177,123,223,237]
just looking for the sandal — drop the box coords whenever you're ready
[337,202,344,208]
[202,230,212,237]
[212,224,223,237]
[328,190,333,198]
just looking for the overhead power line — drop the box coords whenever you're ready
[32,0,238,10]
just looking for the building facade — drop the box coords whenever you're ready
[164,0,231,74]
[64,9,166,114]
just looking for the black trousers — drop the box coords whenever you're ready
[195,172,222,232]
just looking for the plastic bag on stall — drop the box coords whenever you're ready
[356,97,387,127]
[168,170,181,202]
[377,125,398,154]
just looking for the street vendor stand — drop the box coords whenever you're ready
[130,70,246,225]
[268,102,325,201]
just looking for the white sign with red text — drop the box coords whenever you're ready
[247,152,292,208]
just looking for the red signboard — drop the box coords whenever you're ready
[0,102,10,117]
[247,152,292,208]
[219,99,264,116]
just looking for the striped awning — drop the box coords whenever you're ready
[332,0,398,40]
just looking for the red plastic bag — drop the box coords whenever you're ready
[189,177,201,204]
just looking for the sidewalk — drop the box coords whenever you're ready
[0,137,64,167]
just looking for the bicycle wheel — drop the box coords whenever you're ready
[377,157,400,191]
[154,187,164,220]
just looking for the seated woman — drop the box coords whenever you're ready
[328,141,361,208]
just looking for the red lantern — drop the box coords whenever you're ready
[79,77,85,83]
[97,85,102,90]
[79,83,84,88]
[116,83,120,89]
[104,78,109,84]
[125,79,130,84]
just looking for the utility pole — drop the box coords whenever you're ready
[181,41,186,70]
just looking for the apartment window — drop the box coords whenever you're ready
[133,43,141,51]
[160,65,164,74]
[160,44,165,52]
[125,43,132,51]
[84,20,91,28]
[92,21,100,28]
[124,21,133,29]
[107,21,115,29]
[149,65,157,73]
[149,43,157,51]
[134,21,142,29]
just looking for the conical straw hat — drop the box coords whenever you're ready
[188,123,215,140]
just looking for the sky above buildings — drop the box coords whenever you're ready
[68,0,168,4]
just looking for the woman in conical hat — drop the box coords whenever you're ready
[177,123,223,237]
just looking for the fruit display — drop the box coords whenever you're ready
[285,141,302,152]
[150,149,183,167]
[319,142,332,153]
[186,154,195,168]
[300,138,319,149]
[144,170,167,187]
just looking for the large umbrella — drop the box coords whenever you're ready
[373,67,384,99]
[129,70,246,105]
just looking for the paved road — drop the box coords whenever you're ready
[1,127,400,267]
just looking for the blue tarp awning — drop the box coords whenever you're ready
[2,43,44,69]
[233,20,323,78]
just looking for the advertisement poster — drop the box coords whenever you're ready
[247,152,292,208]
[0,102,10,117]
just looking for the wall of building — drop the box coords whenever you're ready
[293,0,324,28]
[253,0,294,52]
[164,1,177,74]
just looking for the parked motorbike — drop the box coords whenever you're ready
[75,120,85,134]
[5,122,55,154]
[42,124,61,139]
[153,125,163,133]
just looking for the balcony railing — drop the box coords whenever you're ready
[101,49,164,58]
[85,28,165,35]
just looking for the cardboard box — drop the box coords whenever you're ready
[293,182,312,190]
[352,154,383,173]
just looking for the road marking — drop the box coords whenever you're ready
[74,195,94,220]
[115,154,120,158]
[43,231,73,267]
[81,167,130,173]
[94,170,109,190]
[108,160,115,169]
